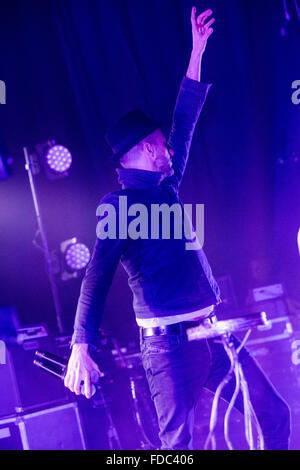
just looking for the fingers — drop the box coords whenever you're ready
[64,363,85,395]
[63,349,102,398]
[191,6,197,30]
[205,27,214,39]
[64,368,74,392]
[91,359,104,378]
[191,7,214,36]
[74,370,84,395]
[84,374,92,399]
[203,28,213,41]
[197,9,213,27]
[204,17,215,31]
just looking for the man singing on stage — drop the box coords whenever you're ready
[64,7,290,450]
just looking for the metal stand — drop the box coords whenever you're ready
[204,330,265,451]
[111,338,156,450]
[24,146,64,333]
[95,386,122,450]
[128,373,156,450]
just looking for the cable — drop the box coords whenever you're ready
[240,364,254,449]
[204,333,235,450]
[236,329,252,354]
[204,330,265,450]
[239,364,265,450]
[223,344,240,450]
[97,386,123,450]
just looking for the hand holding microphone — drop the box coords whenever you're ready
[34,344,103,399]
[63,343,103,399]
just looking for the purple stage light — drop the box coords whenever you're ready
[65,242,91,271]
[45,145,72,174]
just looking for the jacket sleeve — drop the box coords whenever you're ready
[71,193,128,348]
[163,76,212,191]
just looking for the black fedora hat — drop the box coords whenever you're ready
[105,110,161,162]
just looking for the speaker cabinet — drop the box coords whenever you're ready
[0,326,68,417]
[0,403,86,450]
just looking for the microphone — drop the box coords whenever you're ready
[33,350,99,398]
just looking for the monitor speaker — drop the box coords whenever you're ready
[0,325,68,417]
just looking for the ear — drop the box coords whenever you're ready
[143,141,155,160]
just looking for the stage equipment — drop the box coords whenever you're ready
[0,325,67,417]
[54,333,159,450]
[187,312,268,450]
[59,238,91,281]
[33,350,99,398]
[0,402,86,450]
[44,144,72,176]
[24,141,76,332]
[28,140,72,179]
[246,319,300,450]
[251,283,285,302]
[33,348,122,450]
[243,282,289,322]
[110,337,158,450]
[24,144,67,332]
[24,141,90,330]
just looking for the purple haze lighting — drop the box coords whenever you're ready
[45,145,72,173]
[65,242,91,271]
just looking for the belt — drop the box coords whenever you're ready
[140,315,217,339]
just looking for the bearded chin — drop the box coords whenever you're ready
[155,158,174,178]
[164,166,174,177]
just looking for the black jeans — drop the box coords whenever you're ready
[140,331,291,450]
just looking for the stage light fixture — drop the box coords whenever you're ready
[29,140,72,179]
[59,238,91,281]
[65,242,91,271]
[45,145,72,174]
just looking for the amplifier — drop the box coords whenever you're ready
[251,284,285,302]
[245,316,294,346]
[247,335,300,450]
[0,325,68,417]
[0,402,86,450]
[242,294,289,320]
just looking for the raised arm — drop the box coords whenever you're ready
[164,8,215,190]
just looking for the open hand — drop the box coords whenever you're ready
[191,7,215,55]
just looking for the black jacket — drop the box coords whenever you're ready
[71,76,221,347]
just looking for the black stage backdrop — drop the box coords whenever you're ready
[0,0,299,339]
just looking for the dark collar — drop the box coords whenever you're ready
[116,167,163,190]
